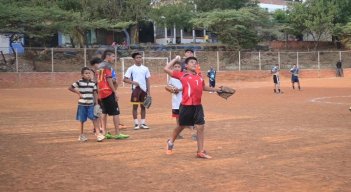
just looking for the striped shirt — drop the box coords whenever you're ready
[71,79,97,106]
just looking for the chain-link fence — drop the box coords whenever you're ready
[1,47,350,73]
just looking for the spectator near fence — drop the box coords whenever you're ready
[336,60,344,77]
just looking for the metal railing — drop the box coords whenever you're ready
[0,47,350,73]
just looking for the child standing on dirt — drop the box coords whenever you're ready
[271,64,282,94]
[164,56,222,159]
[68,67,105,142]
[166,62,184,139]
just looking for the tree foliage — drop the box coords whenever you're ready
[149,3,194,29]
[287,0,336,49]
[191,7,269,49]
[193,0,256,12]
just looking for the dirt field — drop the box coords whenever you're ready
[0,77,350,192]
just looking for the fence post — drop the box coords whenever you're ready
[142,51,145,65]
[238,51,241,71]
[121,58,125,87]
[296,52,299,67]
[216,51,219,72]
[15,48,18,72]
[278,52,281,69]
[84,47,87,67]
[318,51,320,78]
[339,51,342,61]
[114,46,117,72]
[259,51,261,70]
[169,51,172,60]
[51,48,54,72]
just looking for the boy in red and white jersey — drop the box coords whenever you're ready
[164,55,221,159]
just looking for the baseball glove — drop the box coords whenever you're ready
[94,104,103,117]
[217,86,236,100]
[143,96,152,109]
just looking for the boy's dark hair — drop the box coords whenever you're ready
[173,62,181,66]
[102,50,114,60]
[131,52,142,59]
[185,49,194,53]
[185,56,197,64]
[81,67,91,74]
[90,57,102,65]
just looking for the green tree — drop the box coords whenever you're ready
[191,7,269,49]
[193,0,256,12]
[288,0,336,50]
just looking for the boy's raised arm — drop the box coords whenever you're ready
[164,56,181,76]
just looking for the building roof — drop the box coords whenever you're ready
[258,0,287,6]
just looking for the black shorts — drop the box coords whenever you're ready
[291,75,299,83]
[172,109,179,118]
[130,86,147,104]
[101,93,120,116]
[209,80,216,87]
[273,75,280,84]
[179,105,205,126]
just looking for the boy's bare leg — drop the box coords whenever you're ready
[170,125,186,143]
[113,115,120,135]
[132,105,138,119]
[195,124,205,152]
[92,119,100,135]
[80,122,84,134]
[101,114,107,134]
[141,104,146,119]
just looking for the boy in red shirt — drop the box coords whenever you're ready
[97,50,129,139]
[164,56,221,159]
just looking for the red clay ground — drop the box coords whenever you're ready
[0,77,350,191]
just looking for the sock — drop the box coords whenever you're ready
[293,86,295,89]
[134,119,139,125]
[278,89,281,93]
[298,86,301,90]
[274,89,276,93]
[141,119,145,124]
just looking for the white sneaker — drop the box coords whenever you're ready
[78,134,88,142]
[140,124,149,129]
[134,124,140,130]
[96,134,105,142]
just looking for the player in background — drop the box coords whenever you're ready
[290,64,301,90]
[271,64,282,94]
[123,52,151,130]
[164,55,222,159]
[207,66,216,93]
[165,62,184,139]
[68,67,104,142]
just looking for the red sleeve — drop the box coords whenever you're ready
[105,69,112,78]
[172,71,183,79]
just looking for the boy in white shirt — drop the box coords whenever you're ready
[123,52,151,129]
[165,62,183,139]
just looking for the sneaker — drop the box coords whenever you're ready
[78,134,88,142]
[140,124,149,129]
[166,139,174,155]
[134,124,140,130]
[96,134,105,142]
[105,132,114,139]
[114,133,129,139]
[191,134,197,141]
[196,150,212,159]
